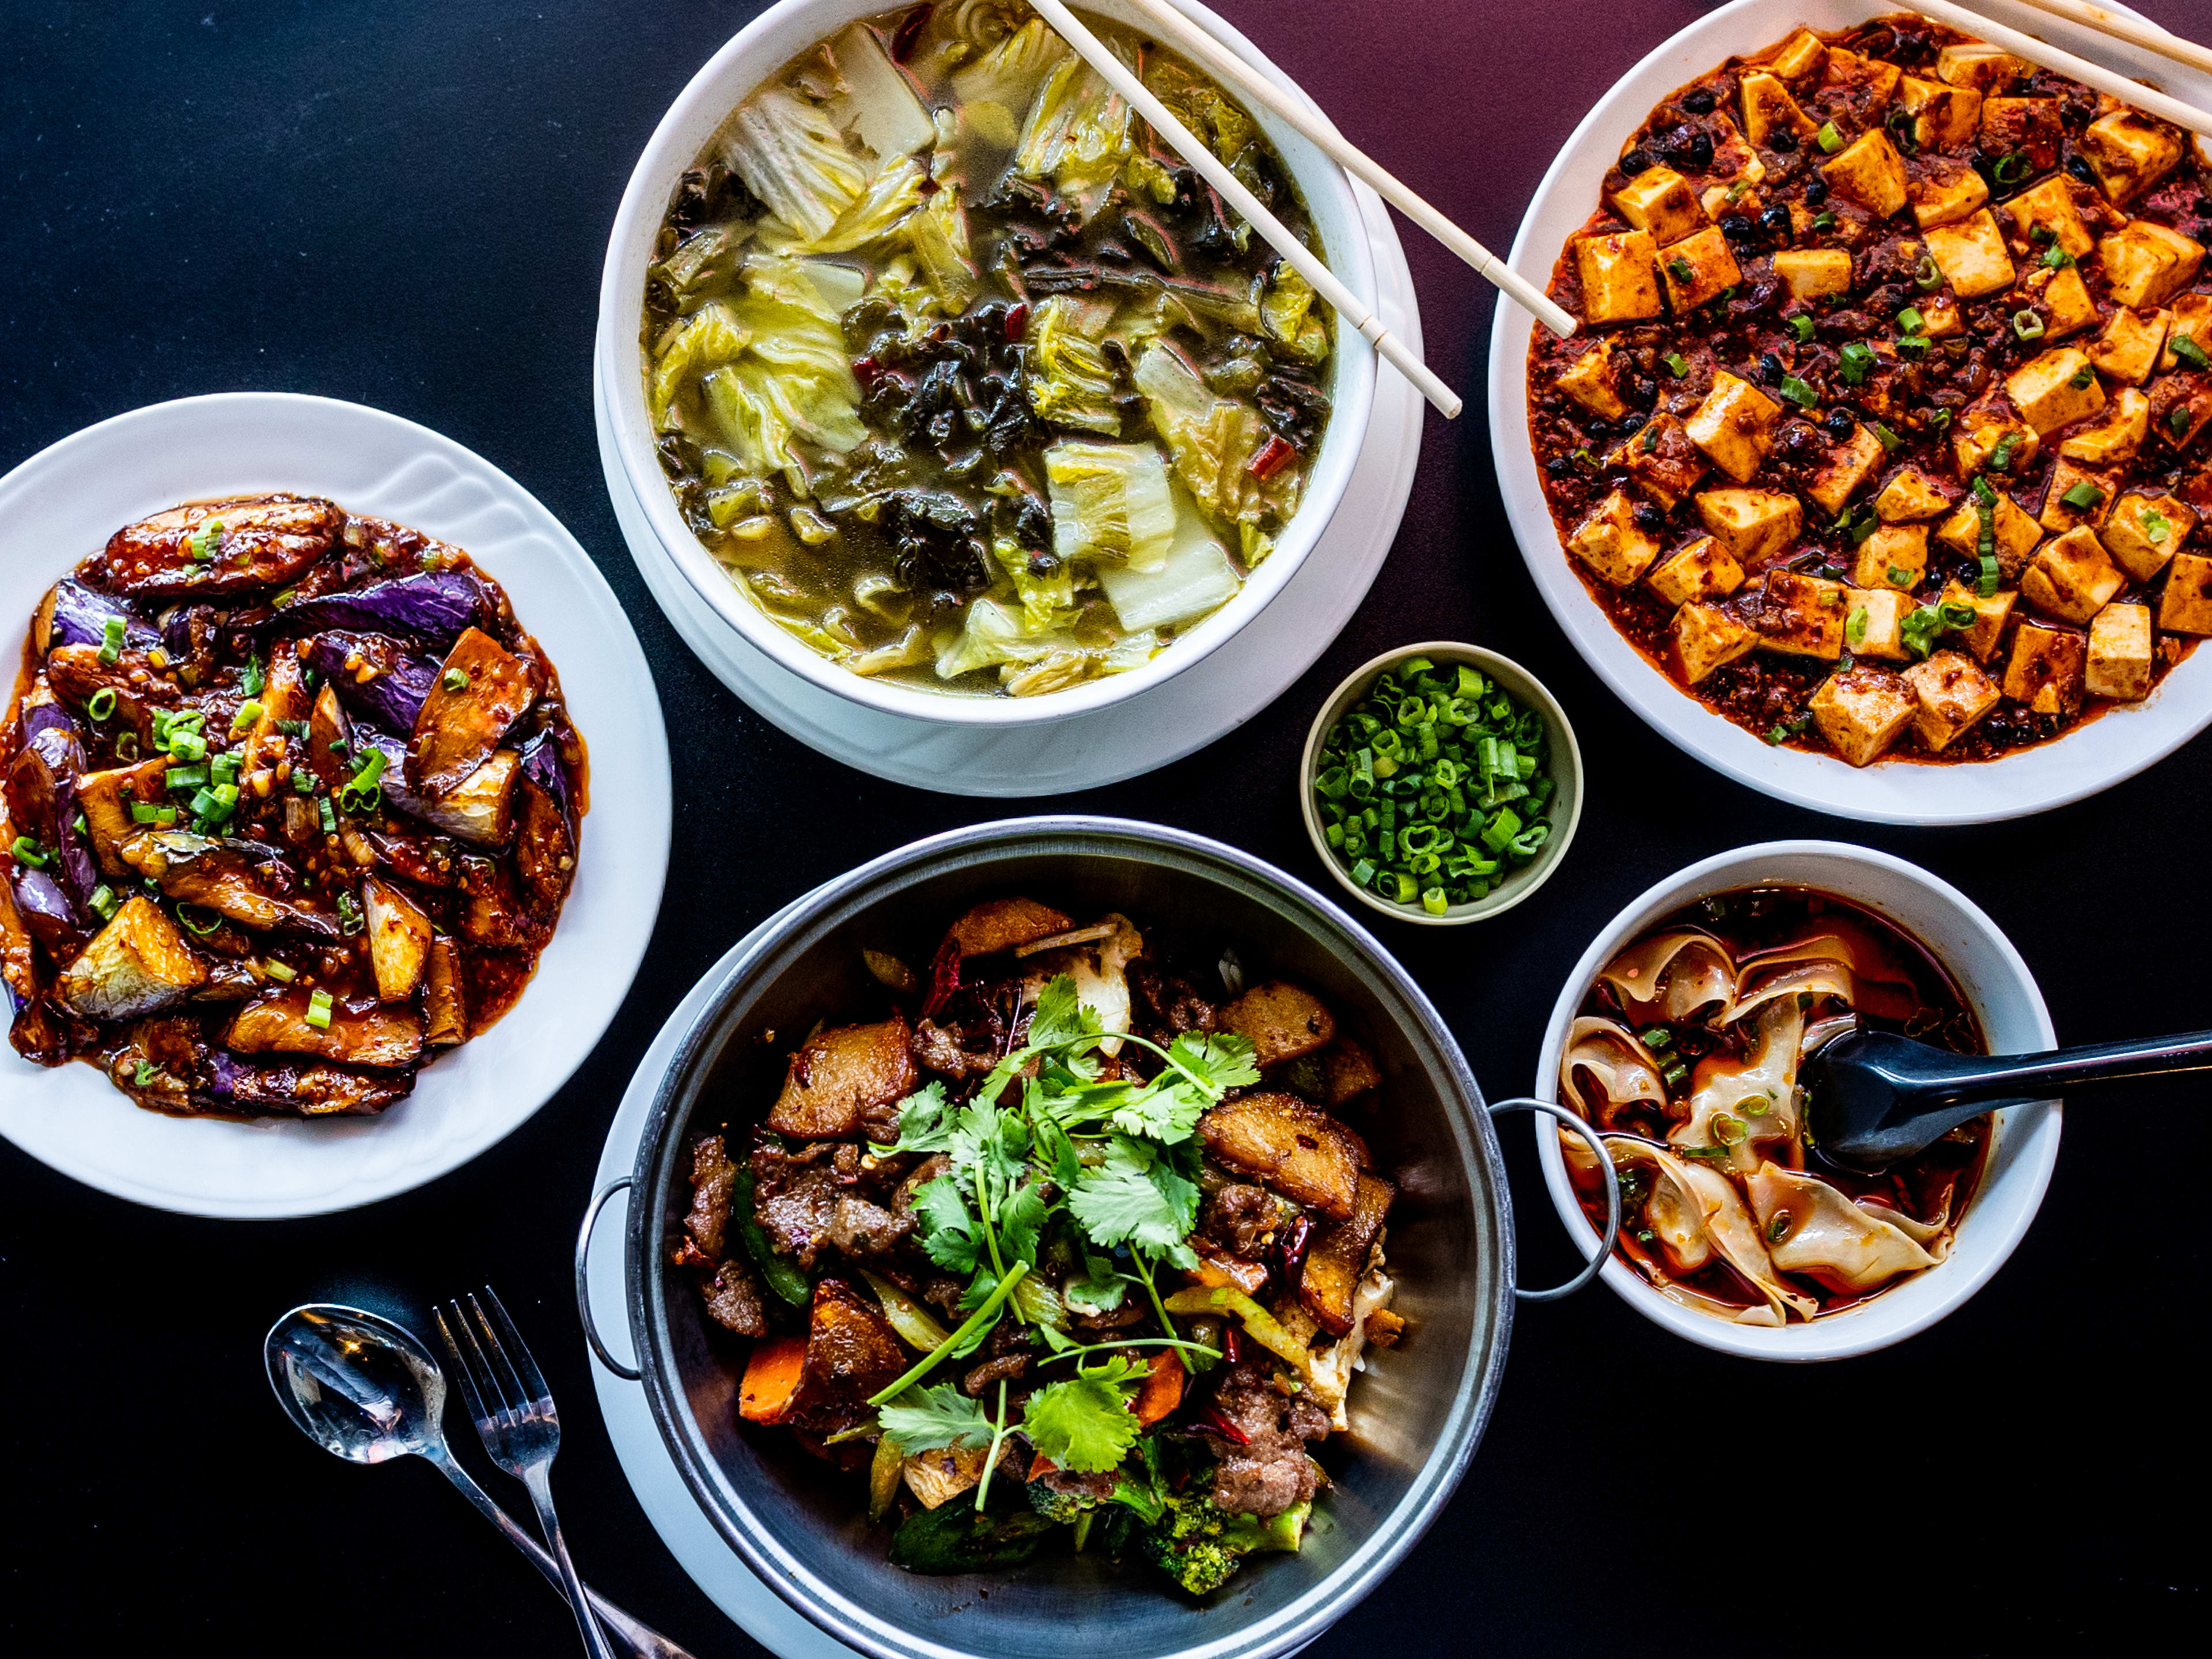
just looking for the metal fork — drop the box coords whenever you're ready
[438,1289,619,1659]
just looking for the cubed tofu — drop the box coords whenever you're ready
[1610,165,1705,247]
[56,896,207,1021]
[1876,467,1952,521]
[1953,407,2040,478]
[1567,489,1660,586]
[1696,487,1802,564]
[1938,580,2018,662]
[2099,221,2206,310]
[2002,621,2086,712]
[1741,71,1816,148]
[1770,248,1855,301]
[1938,487,2043,578]
[1823,47,1902,108]
[2081,110,2186,208]
[2086,603,2154,699]
[1556,338,1628,420]
[2022,264,2099,341]
[1903,650,2002,750]
[2158,293,2212,372]
[1821,128,1908,218]
[2058,388,2149,465]
[1853,524,1929,590]
[1615,412,1711,509]
[1919,294,1966,338]
[1925,209,2016,299]
[1937,44,2028,93]
[2003,175,2094,260]
[1809,668,1915,765]
[2104,490,2196,581]
[1574,230,1662,324]
[1768,29,1827,81]
[1805,422,1884,514]
[1909,164,1989,231]
[1685,371,1781,483]
[1845,587,1914,660]
[2158,550,2212,634]
[2005,347,2106,438]
[2149,375,2212,450]
[2089,306,2169,385]
[1669,602,1758,684]
[1658,226,1743,313]
[2038,458,2118,533]
[2021,526,2126,623]
[1756,570,1849,659]
[1899,74,1981,150]
[1646,535,1745,608]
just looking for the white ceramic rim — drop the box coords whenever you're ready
[1530,838,2063,1360]
[1297,642,1585,927]
[0,393,672,1217]
[1485,0,2212,825]
[596,0,1380,728]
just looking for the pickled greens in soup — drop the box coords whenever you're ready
[641,2,1336,698]
[1561,887,1991,1325]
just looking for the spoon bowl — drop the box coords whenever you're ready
[266,1304,448,1465]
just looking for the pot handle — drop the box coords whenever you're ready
[1486,1097,1619,1302]
[575,1176,643,1381]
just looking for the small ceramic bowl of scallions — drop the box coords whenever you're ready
[1301,643,1583,926]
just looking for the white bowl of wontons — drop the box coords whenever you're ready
[1533,841,2062,1360]
[597,0,1377,723]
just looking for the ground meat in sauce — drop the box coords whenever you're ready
[1528,16,2210,766]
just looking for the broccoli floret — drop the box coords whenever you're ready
[1141,1494,1311,1597]
[1027,1478,1103,1525]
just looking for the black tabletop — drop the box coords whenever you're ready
[3,2,2205,1653]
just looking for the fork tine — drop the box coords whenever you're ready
[434,1304,494,1426]
[479,1286,552,1408]
[463,1290,532,1419]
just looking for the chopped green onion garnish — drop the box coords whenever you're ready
[1662,351,1689,378]
[132,1060,160,1086]
[319,797,337,834]
[1993,152,2029,185]
[1846,606,1868,645]
[305,990,335,1031]
[230,699,264,736]
[99,615,126,665]
[1779,375,1818,408]
[243,653,265,696]
[1790,315,1815,343]
[2061,481,2103,511]
[177,903,222,937]
[1914,254,1942,290]
[1870,422,1902,452]
[1978,551,2001,597]
[2042,246,2074,270]
[166,764,209,791]
[2173,406,2194,435]
[2173,334,2210,370]
[263,957,298,983]
[85,688,118,722]
[2012,310,2045,341]
[2069,365,2096,389]
[1886,564,1915,586]
[1897,308,1925,336]
[336,892,363,935]
[1666,256,1695,282]
[1641,425,1660,453]
[2143,508,2172,544]
[1816,121,1842,153]
[10,835,51,869]
[89,884,118,922]
[1988,434,2018,473]
[1839,341,1874,385]
[1813,210,1836,232]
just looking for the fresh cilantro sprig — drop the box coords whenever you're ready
[1021,1356,1148,1474]
[877,1383,993,1456]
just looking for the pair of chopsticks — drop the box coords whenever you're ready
[1911,0,2212,137]
[1026,0,1575,422]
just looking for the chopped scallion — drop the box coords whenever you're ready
[305,990,335,1031]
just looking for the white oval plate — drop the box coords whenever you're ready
[1486,0,2212,825]
[0,394,671,1217]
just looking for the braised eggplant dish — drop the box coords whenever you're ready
[644,2,1334,696]
[677,897,1400,1594]
[1,494,587,1118]
[1529,14,2212,765]
[1560,887,1987,1323]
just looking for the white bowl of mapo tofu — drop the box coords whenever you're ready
[1490,2,2212,823]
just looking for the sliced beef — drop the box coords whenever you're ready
[1128,959,1217,1037]
[961,1353,1032,1396]
[911,1017,998,1079]
[685,1134,739,1259]
[1200,1181,1289,1259]
[1202,1361,1330,1518]
[751,1135,839,1270]
[702,1256,768,1338]
[827,1195,911,1257]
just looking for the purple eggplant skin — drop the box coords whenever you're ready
[519,731,573,821]
[35,579,158,657]
[11,867,84,953]
[267,572,485,644]
[13,706,101,907]
[299,632,438,735]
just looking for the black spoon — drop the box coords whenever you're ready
[1802,1027,2212,1171]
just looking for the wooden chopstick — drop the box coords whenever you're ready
[1025,0,1464,418]
[1910,0,2212,136]
[2004,0,2212,79]
[1120,0,1577,339]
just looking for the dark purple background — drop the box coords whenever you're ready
[3,2,2206,1653]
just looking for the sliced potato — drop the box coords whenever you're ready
[1300,1175,1395,1338]
[1220,980,1336,1066]
[1319,1037,1382,1107]
[944,896,1073,957]
[800,1278,907,1404]
[767,1014,918,1139]
[1199,1091,1365,1219]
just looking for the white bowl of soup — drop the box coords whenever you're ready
[1532,840,2062,1360]
[598,0,1377,723]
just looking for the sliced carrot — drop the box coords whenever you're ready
[1134,1349,1186,1427]
[738,1334,808,1424]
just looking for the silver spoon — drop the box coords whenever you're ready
[264,1303,695,1659]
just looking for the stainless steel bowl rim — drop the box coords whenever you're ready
[618,816,1515,1659]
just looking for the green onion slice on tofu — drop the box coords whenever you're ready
[1816,121,1843,153]
[2061,481,2103,511]
[2173,334,2210,370]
